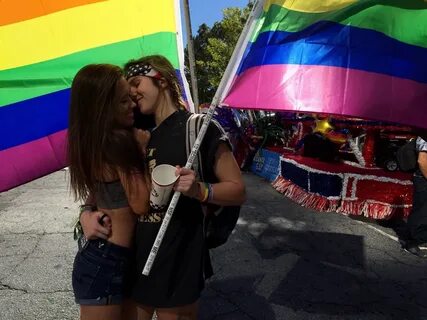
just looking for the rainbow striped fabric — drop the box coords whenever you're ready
[0,0,189,192]
[222,0,427,129]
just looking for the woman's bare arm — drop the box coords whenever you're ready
[210,143,246,206]
[174,143,245,206]
[418,152,427,178]
[79,192,111,240]
[118,170,150,215]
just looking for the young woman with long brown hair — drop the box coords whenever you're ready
[68,64,150,320]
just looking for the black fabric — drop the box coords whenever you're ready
[303,133,339,162]
[396,139,418,172]
[132,110,224,307]
[133,109,156,130]
[407,175,427,243]
[204,206,241,249]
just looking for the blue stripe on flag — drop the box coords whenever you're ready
[238,22,427,83]
[0,89,69,151]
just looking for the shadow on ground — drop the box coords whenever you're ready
[200,276,275,320]
[201,222,425,319]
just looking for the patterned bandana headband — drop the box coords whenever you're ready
[125,63,162,79]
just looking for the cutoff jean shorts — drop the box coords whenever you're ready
[72,239,134,305]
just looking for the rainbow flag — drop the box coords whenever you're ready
[222,0,427,130]
[0,0,190,192]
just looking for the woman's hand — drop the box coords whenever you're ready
[80,210,112,240]
[133,129,151,156]
[174,166,200,199]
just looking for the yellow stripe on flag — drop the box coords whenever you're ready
[264,0,358,13]
[0,0,175,71]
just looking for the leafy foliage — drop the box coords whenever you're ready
[185,3,253,104]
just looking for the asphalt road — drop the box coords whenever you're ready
[0,171,426,320]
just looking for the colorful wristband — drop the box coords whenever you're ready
[79,204,96,218]
[207,183,214,202]
[201,183,209,203]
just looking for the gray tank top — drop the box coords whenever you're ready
[95,180,129,209]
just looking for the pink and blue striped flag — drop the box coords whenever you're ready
[0,0,190,192]
[222,0,427,130]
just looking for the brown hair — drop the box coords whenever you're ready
[67,64,143,201]
[124,55,186,110]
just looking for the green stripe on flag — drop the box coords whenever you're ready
[251,2,427,48]
[0,32,178,107]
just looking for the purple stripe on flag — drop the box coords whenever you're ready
[0,130,68,192]
[223,64,427,130]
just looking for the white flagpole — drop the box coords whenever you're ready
[216,0,265,105]
[175,0,195,113]
[142,0,265,276]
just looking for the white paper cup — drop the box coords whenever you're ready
[150,164,179,211]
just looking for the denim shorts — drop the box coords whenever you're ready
[72,239,134,305]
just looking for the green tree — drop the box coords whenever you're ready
[185,4,252,104]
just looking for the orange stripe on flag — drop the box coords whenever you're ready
[0,0,106,26]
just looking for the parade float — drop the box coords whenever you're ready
[269,116,415,220]
[215,109,415,220]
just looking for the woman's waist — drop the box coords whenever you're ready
[98,208,136,247]
[98,206,136,220]
[106,232,135,248]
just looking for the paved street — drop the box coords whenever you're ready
[0,171,426,320]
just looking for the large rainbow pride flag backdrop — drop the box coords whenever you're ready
[0,0,191,192]
[222,0,427,130]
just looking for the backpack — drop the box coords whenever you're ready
[186,113,241,249]
[396,138,418,172]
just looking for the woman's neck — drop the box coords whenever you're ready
[154,94,178,126]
